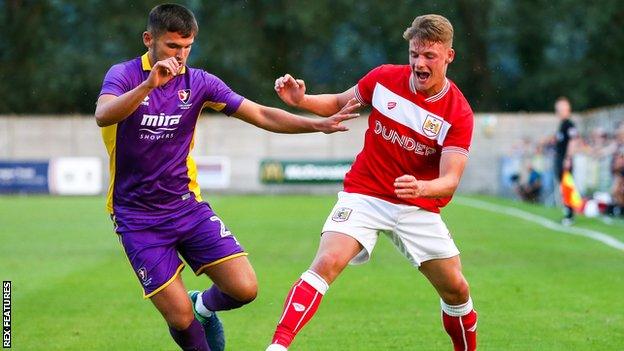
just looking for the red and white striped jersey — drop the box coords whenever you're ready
[346,64,474,213]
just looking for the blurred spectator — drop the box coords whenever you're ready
[506,112,623,217]
[587,128,617,193]
[615,123,624,152]
[587,127,615,157]
[511,162,542,203]
[609,151,624,216]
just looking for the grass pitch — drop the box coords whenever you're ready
[1,194,623,350]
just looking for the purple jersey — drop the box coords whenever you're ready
[99,53,244,229]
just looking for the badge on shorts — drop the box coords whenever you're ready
[137,267,151,286]
[332,207,353,222]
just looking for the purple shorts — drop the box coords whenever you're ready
[115,202,246,298]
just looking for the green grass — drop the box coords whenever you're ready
[1,195,623,350]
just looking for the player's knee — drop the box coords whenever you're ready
[229,279,258,304]
[167,310,196,331]
[311,252,344,283]
[441,279,470,305]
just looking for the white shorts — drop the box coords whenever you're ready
[321,191,459,266]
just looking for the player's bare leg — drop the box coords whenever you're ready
[267,232,362,350]
[150,275,210,351]
[419,256,477,351]
[189,256,257,351]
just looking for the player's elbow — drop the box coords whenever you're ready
[449,179,460,193]
[94,111,113,127]
[443,176,461,196]
[95,117,107,128]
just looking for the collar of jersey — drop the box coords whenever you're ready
[141,53,187,74]
[409,75,449,103]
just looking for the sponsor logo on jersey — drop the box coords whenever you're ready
[423,114,443,138]
[139,113,181,140]
[140,113,181,130]
[374,120,436,156]
[110,214,119,232]
[372,83,451,144]
[140,95,150,106]
[387,101,397,110]
[332,207,353,222]
[292,303,306,312]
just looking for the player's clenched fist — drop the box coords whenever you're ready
[146,57,182,89]
[274,73,306,107]
[394,175,427,198]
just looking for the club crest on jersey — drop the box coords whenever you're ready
[178,89,191,104]
[387,101,397,110]
[423,114,443,138]
[332,207,353,222]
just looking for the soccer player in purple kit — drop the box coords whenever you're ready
[95,4,359,351]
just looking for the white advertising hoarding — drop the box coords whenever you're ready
[194,156,231,189]
[48,157,103,195]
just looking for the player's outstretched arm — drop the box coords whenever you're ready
[95,58,182,127]
[394,152,468,199]
[232,98,360,134]
[274,73,357,117]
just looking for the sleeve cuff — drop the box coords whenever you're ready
[441,146,469,157]
[353,86,368,106]
[221,95,245,116]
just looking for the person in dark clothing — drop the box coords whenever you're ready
[553,97,578,225]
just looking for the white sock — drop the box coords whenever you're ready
[195,292,214,318]
[440,297,473,317]
[300,270,329,295]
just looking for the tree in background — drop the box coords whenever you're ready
[0,0,623,114]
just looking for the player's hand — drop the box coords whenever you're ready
[145,57,182,89]
[313,98,360,134]
[274,73,306,107]
[394,175,427,198]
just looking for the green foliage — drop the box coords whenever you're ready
[1,0,623,113]
[1,194,623,349]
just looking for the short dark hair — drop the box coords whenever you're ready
[147,4,198,38]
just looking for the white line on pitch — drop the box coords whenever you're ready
[454,197,624,252]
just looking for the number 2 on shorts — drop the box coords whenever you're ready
[210,215,232,237]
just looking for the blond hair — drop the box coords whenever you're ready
[403,14,453,47]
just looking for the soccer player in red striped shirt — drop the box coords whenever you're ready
[266,14,477,350]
